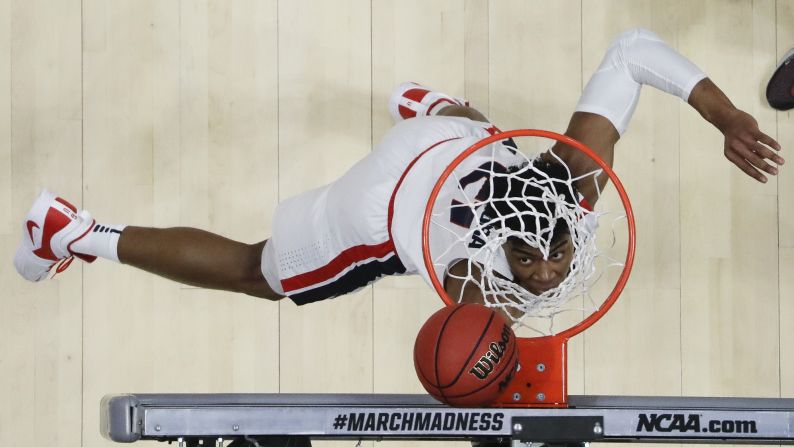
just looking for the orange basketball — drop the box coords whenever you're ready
[414,303,518,407]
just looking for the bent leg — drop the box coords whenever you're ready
[435,104,490,123]
[118,227,282,300]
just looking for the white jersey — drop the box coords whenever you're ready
[266,116,524,305]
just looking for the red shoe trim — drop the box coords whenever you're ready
[403,88,429,103]
[32,207,72,261]
[427,97,456,115]
[27,221,40,244]
[67,218,98,263]
[55,197,78,213]
[398,105,417,119]
[53,256,75,275]
[74,252,98,263]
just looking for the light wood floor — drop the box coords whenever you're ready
[1,1,792,446]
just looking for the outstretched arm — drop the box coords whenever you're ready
[687,78,784,183]
[551,28,783,206]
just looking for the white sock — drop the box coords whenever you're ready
[71,223,127,262]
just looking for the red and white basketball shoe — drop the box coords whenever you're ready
[14,190,97,282]
[388,82,469,122]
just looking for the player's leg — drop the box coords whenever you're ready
[388,81,503,127]
[117,228,279,299]
[435,104,490,123]
[388,82,491,123]
[386,81,608,203]
[14,190,282,300]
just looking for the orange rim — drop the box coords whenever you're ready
[421,129,635,340]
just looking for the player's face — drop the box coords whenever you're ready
[503,234,574,294]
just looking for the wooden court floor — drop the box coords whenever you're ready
[1,1,792,446]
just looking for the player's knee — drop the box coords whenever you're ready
[243,240,266,277]
[237,240,284,301]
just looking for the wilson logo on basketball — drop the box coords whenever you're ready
[468,324,513,380]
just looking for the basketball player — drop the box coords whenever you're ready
[14,28,784,308]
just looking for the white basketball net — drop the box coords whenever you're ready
[428,142,626,336]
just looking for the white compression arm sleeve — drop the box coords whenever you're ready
[575,28,707,135]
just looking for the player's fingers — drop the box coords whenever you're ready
[748,141,782,173]
[755,132,783,152]
[734,139,780,175]
[740,146,779,175]
[725,150,767,183]
[753,134,786,165]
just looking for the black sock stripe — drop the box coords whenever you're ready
[92,225,121,234]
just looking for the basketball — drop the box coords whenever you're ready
[414,303,518,407]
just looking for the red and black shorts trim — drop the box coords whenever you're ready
[284,253,406,305]
[280,241,407,306]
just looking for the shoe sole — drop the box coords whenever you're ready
[14,189,83,282]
